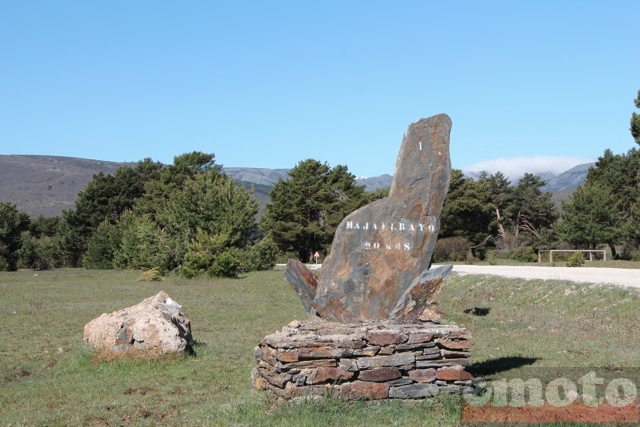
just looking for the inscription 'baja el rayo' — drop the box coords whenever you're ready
[285,114,453,323]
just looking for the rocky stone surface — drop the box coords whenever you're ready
[252,320,473,400]
[83,291,193,359]
[286,114,453,322]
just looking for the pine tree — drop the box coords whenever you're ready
[260,159,368,261]
[631,89,640,146]
[155,171,259,274]
[439,169,495,247]
[0,202,30,270]
[508,173,558,238]
[556,184,619,249]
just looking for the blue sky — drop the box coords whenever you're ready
[1,1,638,180]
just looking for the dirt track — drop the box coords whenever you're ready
[450,265,640,289]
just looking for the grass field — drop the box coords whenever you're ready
[1,268,640,426]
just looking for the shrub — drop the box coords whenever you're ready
[618,247,640,261]
[180,250,215,279]
[136,268,163,282]
[208,248,242,278]
[247,236,281,271]
[0,255,9,272]
[486,249,498,265]
[35,235,58,270]
[433,237,469,262]
[566,252,585,267]
[499,247,538,263]
[179,231,243,278]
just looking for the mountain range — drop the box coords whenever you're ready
[0,154,593,218]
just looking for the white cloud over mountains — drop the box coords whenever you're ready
[460,156,595,181]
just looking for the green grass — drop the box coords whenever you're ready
[1,268,640,426]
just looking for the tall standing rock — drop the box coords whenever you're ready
[286,114,452,322]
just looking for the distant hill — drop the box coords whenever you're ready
[0,155,131,217]
[461,162,594,192]
[355,174,394,191]
[0,155,592,218]
[222,167,289,187]
[542,162,595,191]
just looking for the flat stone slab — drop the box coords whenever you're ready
[286,114,452,322]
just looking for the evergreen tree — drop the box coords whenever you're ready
[54,217,84,267]
[155,171,259,274]
[18,231,38,269]
[29,216,60,238]
[556,184,620,249]
[113,211,171,271]
[135,152,220,218]
[508,173,558,238]
[483,171,513,243]
[0,202,30,270]
[83,219,122,269]
[439,169,496,247]
[246,235,281,271]
[631,89,640,146]
[260,159,368,261]
[584,147,640,255]
[440,170,557,253]
[64,158,163,257]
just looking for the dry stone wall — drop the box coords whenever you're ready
[252,320,473,400]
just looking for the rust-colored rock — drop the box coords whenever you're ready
[408,332,434,344]
[391,266,452,321]
[366,331,406,346]
[378,346,395,355]
[438,338,473,350]
[359,367,401,382]
[277,351,300,363]
[298,346,351,359]
[285,259,318,315]
[340,381,389,400]
[307,367,354,384]
[408,368,437,383]
[436,368,473,381]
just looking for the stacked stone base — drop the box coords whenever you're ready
[252,321,473,400]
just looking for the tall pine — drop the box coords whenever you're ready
[261,159,368,261]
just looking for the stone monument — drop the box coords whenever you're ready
[253,114,473,400]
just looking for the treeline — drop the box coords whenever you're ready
[2,145,638,276]
[0,152,274,277]
[435,146,640,262]
[436,89,640,262]
[2,91,639,273]
[0,154,384,277]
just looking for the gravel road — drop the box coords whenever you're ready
[277,263,640,289]
[449,265,640,289]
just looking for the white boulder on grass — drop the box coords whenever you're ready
[83,291,193,359]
